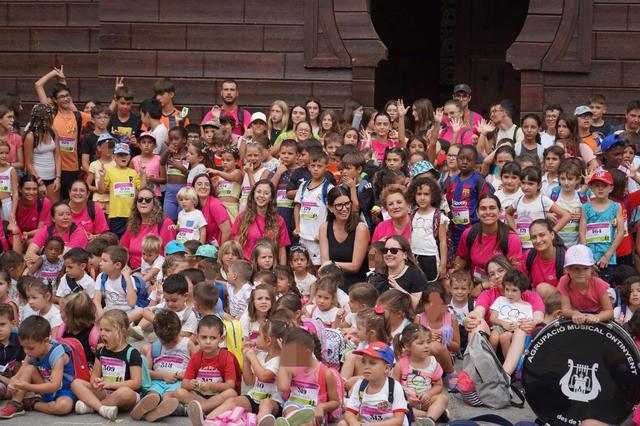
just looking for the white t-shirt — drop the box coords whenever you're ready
[239,311,260,342]
[613,306,635,324]
[345,378,409,426]
[449,300,473,324]
[294,180,333,241]
[411,209,449,258]
[97,272,130,311]
[21,304,63,329]
[513,194,554,248]
[498,124,524,145]
[540,131,555,149]
[56,273,96,298]
[496,188,524,221]
[141,255,165,280]
[227,282,252,318]
[489,296,533,324]
[555,191,582,247]
[151,123,169,156]
[247,352,283,403]
[176,209,207,243]
[541,173,559,198]
[305,304,339,327]
[295,273,316,297]
[153,303,198,334]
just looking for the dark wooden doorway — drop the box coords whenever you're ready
[372,0,529,117]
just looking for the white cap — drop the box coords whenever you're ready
[564,244,595,268]
[249,112,267,125]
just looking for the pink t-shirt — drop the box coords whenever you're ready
[456,228,523,281]
[120,217,176,270]
[231,213,291,260]
[529,253,562,288]
[45,202,109,235]
[371,138,400,161]
[557,275,609,314]
[476,287,544,326]
[131,155,162,196]
[465,110,484,136]
[439,117,474,145]
[16,197,52,233]
[32,225,88,250]
[6,133,22,163]
[371,218,411,244]
[201,106,252,137]
[200,195,230,245]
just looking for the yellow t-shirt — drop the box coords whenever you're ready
[52,111,90,172]
[103,167,140,218]
[89,159,116,202]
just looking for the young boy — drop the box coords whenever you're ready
[87,133,116,213]
[99,142,142,238]
[86,238,108,280]
[589,94,613,137]
[0,305,25,400]
[343,342,409,426]
[448,270,474,352]
[0,316,75,418]
[294,149,334,265]
[93,246,137,319]
[130,309,196,422]
[200,120,219,148]
[108,85,142,148]
[141,234,164,285]
[81,104,112,173]
[56,247,96,300]
[140,98,169,155]
[192,281,220,319]
[153,78,190,130]
[272,138,299,242]
[551,159,588,247]
[489,270,533,355]
[226,260,253,319]
[324,131,343,178]
[286,141,334,200]
[341,150,375,233]
[494,161,523,221]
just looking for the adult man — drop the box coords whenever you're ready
[491,99,524,144]
[540,104,563,148]
[201,80,251,137]
[452,83,484,135]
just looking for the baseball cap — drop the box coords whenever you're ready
[138,131,156,143]
[195,244,217,259]
[410,160,439,179]
[249,112,267,125]
[97,133,117,145]
[113,143,131,155]
[574,105,593,116]
[564,244,595,268]
[201,119,220,129]
[589,168,613,186]
[165,240,186,256]
[599,133,624,153]
[453,84,472,95]
[353,341,395,365]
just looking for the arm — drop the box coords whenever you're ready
[20,354,68,394]
[198,225,207,244]
[53,134,61,191]
[397,99,408,148]
[278,246,286,265]
[293,203,301,236]
[319,223,329,265]
[245,350,276,383]
[593,291,614,322]
[448,315,461,353]
[23,132,38,180]
[438,221,448,278]
[241,351,255,386]
[334,224,370,273]
[81,153,91,175]
[505,205,516,231]
[561,293,586,323]
[108,77,124,112]
[340,353,357,380]
[93,287,103,319]
[214,168,243,183]
[123,272,138,307]
[276,365,293,392]
[453,256,469,271]
[9,168,18,222]
[481,149,497,177]
[218,220,230,245]
[598,205,625,268]
[579,205,587,245]
[12,142,23,171]
[34,69,59,104]
[549,203,571,233]
[86,170,98,193]
[315,368,340,423]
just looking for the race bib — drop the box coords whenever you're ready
[59,136,75,153]
[515,216,532,242]
[113,182,134,199]
[586,222,611,244]
[196,368,222,395]
[0,176,9,192]
[248,379,278,401]
[101,356,127,382]
[360,404,393,423]
[217,181,233,197]
[276,188,293,209]
[300,201,320,221]
[154,355,185,374]
[289,378,320,407]
[452,204,470,225]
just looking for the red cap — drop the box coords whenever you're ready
[589,168,613,186]
[352,341,395,365]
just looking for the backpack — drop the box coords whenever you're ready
[549,186,589,204]
[47,223,78,240]
[525,248,565,281]
[462,332,525,409]
[56,322,100,355]
[214,314,243,369]
[446,414,537,426]
[318,362,345,422]
[53,338,91,382]
[357,376,414,425]
[100,273,150,308]
[301,319,345,370]
[300,178,331,206]
[190,348,242,394]
[126,346,152,393]
[62,199,96,221]
[464,222,509,256]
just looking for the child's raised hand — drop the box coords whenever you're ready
[114,76,125,91]
[210,105,221,119]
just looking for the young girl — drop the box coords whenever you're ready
[304,277,340,328]
[24,279,62,337]
[239,143,269,213]
[86,136,116,213]
[383,147,407,174]
[0,269,17,323]
[367,112,401,162]
[217,240,243,282]
[392,324,448,423]
[171,187,207,244]
[71,310,142,421]
[516,114,544,161]
[377,289,414,338]
[33,236,64,288]
[210,145,242,221]
[58,291,99,367]
[274,295,304,327]
[274,265,302,300]
[131,133,164,198]
[615,276,640,323]
[205,319,288,424]
[277,328,340,426]
[409,177,448,281]
[481,143,515,190]
[0,141,18,222]
[439,144,460,188]
[505,166,570,250]
[343,127,360,147]
[186,141,208,186]
[415,284,460,390]
[541,145,563,197]
[289,245,316,301]
[495,161,523,221]
[250,238,277,273]
[558,244,613,324]
[162,127,189,222]
[240,284,275,344]
[268,100,288,145]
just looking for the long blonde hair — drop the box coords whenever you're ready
[268,100,289,141]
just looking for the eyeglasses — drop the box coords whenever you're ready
[290,245,307,253]
[333,201,351,211]
[56,94,71,100]
[136,196,153,204]
[382,247,404,255]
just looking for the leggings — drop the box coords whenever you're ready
[163,183,185,222]
[60,170,79,200]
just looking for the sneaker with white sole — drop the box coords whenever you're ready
[259,414,277,426]
[98,405,118,421]
[130,393,160,420]
[414,417,436,426]
[75,400,94,415]
[0,401,24,419]
[186,400,204,426]
[285,408,316,426]
[128,324,145,340]
[274,417,290,426]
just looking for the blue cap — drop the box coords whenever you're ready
[165,240,186,255]
[97,133,117,145]
[599,133,624,154]
[195,244,217,258]
[411,160,439,179]
[353,341,395,365]
[113,142,131,155]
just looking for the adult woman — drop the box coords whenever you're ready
[193,173,230,246]
[294,121,313,143]
[319,109,339,140]
[371,184,411,243]
[66,180,109,239]
[273,104,308,150]
[306,98,321,136]
[0,105,23,170]
[319,186,370,291]
[382,236,428,307]
[16,175,51,244]
[231,179,290,263]
[23,104,61,202]
[556,114,598,172]
[526,219,566,299]
[412,98,435,137]
[439,99,473,145]
[120,186,176,269]
[454,194,523,290]
[267,100,288,145]
[26,202,88,263]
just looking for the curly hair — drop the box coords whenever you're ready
[126,186,164,234]
[237,179,279,248]
[28,104,55,149]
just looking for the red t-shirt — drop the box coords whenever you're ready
[231,213,291,260]
[371,218,411,244]
[200,195,230,245]
[476,287,544,326]
[529,253,561,288]
[456,228,523,281]
[183,349,238,387]
[16,197,52,233]
[32,225,88,250]
[614,190,640,256]
[557,275,609,314]
[120,218,176,269]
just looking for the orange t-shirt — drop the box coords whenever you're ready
[141,108,190,132]
[52,111,90,171]
[582,135,598,153]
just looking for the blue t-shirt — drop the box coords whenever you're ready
[29,342,74,391]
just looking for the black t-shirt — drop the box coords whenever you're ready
[63,327,95,366]
[0,332,25,377]
[590,122,614,137]
[394,266,428,294]
[108,113,142,143]
[97,344,142,382]
[81,132,99,166]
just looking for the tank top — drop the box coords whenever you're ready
[583,201,619,264]
[152,337,190,374]
[239,167,267,212]
[418,310,454,348]
[327,218,368,290]
[217,177,241,199]
[288,364,321,407]
[32,136,56,180]
[0,167,12,193]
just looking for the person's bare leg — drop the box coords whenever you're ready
[502,328,527,375]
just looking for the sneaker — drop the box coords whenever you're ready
[186,400,204,426]
[173,403,187,417]
[75,400,94,415]
[21,396,41,411]
[274,418,290,426]
[259,414,277,426]
[128,324,145,340]
[98,405,118,421]
[130,393,160,420]
[285,408,316,426]
[145,397,179,422]
[0,401,24,419]
[414,417,436,426]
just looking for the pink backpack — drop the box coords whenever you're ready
[56,322,100,355]
[318,362,345,422]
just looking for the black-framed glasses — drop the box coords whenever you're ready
[382,247,405,255]
[333,201,351,211]
[137,196,153,204]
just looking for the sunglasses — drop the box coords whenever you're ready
[136,196,153,204]
[382,247,404,255]
[290,245,307,253]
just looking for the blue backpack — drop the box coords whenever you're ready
[100,273,149,308]
[300,178,331,206]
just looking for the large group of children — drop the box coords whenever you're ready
[0,68,639,426]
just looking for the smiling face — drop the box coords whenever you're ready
[253,183,272,211]
[295,122,312,141]
[193,175,212,198]
[69,181,89,205]
[385,192,409,220]
[52,204,72,229]
[477,197,500,226]
[383,238,407,269]
[329,194,352,222]
[530,223,553,253]
[136,189,155,216]
[20,180,38,203]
